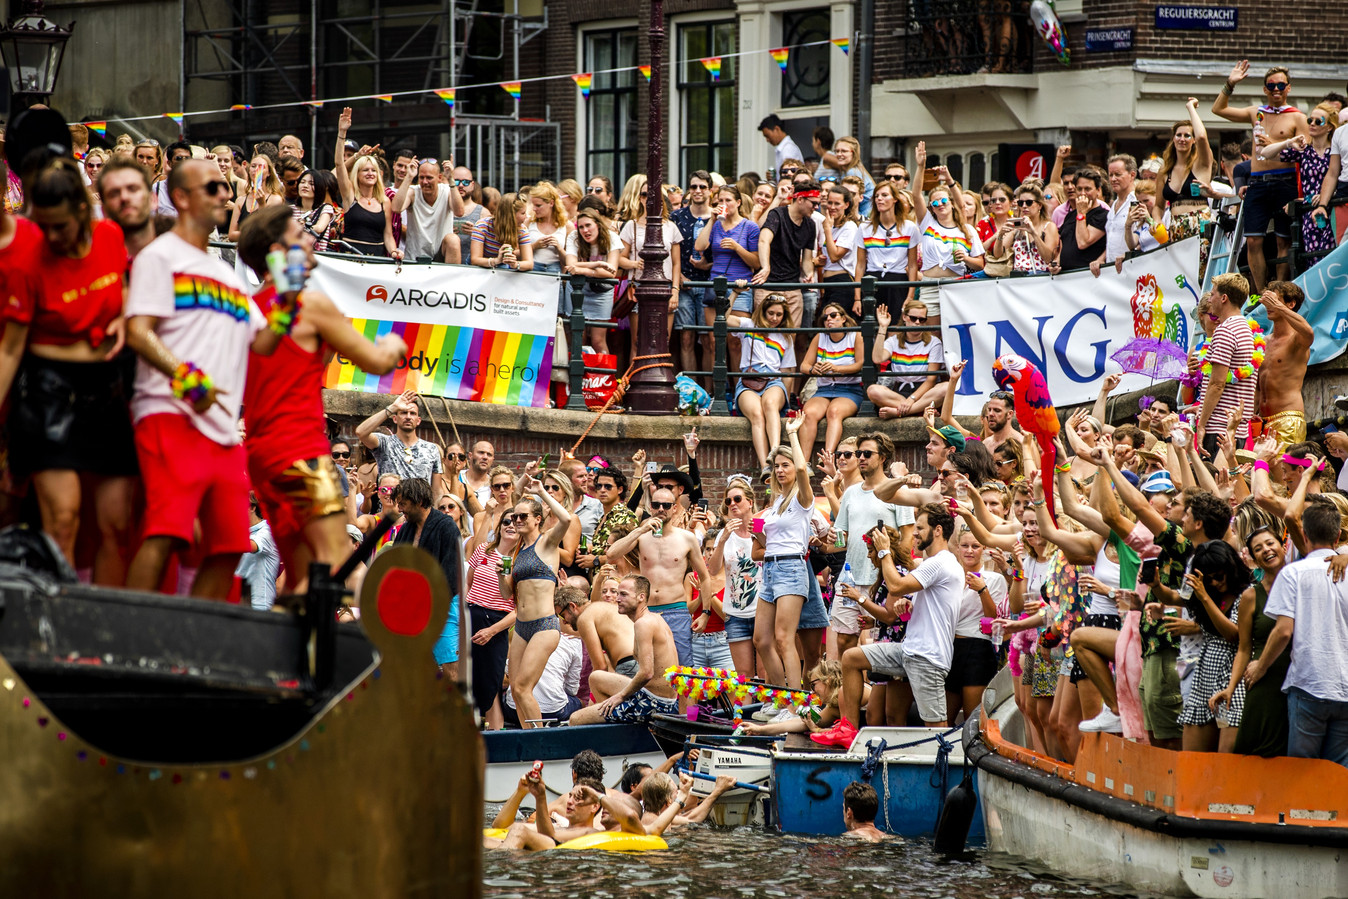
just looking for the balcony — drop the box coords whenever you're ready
[900,1,1035,78]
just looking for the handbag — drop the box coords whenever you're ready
[612,278,638,320]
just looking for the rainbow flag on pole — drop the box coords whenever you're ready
[638,65,652,81]
[374,94,394,103]
[831,37,850,54]
[164,112,184,127]
[434,88,456,108]
[84,121,107,138]
[770,47,790,71]
[501,81,522,100]
[323,321,552,407]
[572,73,593,98]
[700,57,722,80]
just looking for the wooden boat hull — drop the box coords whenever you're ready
[967,667,1348,898]
[772,727,984,841]
[482,723,665,804]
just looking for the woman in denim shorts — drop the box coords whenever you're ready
[709,477,760,674]
[752,416,829,690]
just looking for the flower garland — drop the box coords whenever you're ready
[664,666,812,722]
[1193,316,1266,385]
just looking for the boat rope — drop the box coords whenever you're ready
[930,731,956,817]
[859,738,889,782]
[569,352,674,456]
[882,758,893,833]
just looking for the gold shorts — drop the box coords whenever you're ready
[1262,410,1306,451]
[253,455,346,540]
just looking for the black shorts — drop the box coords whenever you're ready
[9,351,138,478]
[1068,612,1122,684]
[1243,172,1298,238]
[944,636,998,693]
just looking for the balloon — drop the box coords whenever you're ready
[1029,0,1071,66]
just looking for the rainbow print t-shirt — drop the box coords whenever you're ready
[814,331,861,386]
[856,220,919,274]
[917,212,984,274]
[740,329,797,373]
[880,334,944,387]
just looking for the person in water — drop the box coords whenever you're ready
[841,781,890,842]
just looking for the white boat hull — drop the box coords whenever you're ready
[979,770,1348,898]
[691,746,774,827]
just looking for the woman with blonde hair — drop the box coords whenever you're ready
[471,191,534,271]
[1266,101,1339,262]
[616,174,682,324]
[820,136,875,215]
[868,296,945,419]
[540,469,583,578]
[556,178,583,220]
[527,181,572,309]
[799,301,865,458]
[910,141,985,326]
[727,294,796,469]
[999,182,1058,274]
[333,108,402,257]
[709,478,760,675]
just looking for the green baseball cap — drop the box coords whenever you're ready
[926,425,966,451]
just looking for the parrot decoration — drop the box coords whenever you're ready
[993,354,1061,523]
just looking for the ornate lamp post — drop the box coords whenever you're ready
[624,0,675,414]
[0,0,74,110]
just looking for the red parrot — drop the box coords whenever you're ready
[992,354,1061,524]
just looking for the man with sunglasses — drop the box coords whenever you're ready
[124,160,286,599]
[450,165,486,249]
[584,467,637,572]
[1213,60,1309,290]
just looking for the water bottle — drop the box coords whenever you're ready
[836,563,857,605]
[1177,555,1195,600]
[285,244,307,294]
[991,622,1003,653]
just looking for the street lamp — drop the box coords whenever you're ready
[0,0,74,110]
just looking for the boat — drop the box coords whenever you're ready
[482,722,666,804]
[965,666,1348,898]
[772,725,984,841]
[687,739,776,826]
[0,527,483,897]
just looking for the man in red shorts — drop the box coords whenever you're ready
[124,158,286,599]
[236,205,406,593]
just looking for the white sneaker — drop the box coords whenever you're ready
[751,706,777,722]
[1079,707,1123,733]
[770,706,798,723]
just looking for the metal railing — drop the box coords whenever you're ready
[900,1,1035,78]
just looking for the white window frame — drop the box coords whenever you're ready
[574,19,640,184]
[667,11,740,184]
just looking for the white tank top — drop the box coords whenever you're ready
[1087,542,1121,617]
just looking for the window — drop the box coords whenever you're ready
[780,10,829,109]
[969,153,986,189]
[677,21,736,183]
[584,29,639,185]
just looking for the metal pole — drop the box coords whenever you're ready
[309,0,318,162]
[626,0,675,413]
[856,0,872,162]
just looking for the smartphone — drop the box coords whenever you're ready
[646,462,659,474]
[1139,558,1158,586]
[697,498,710,511]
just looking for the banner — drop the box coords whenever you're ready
[939,237,1201,416]
[310,256,559,407]
[1249,237,1348,366]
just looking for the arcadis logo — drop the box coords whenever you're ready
[363,283,486,312]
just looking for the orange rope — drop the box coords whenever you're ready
[568,353,674,456]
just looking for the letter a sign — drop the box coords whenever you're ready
[998,143,1054,186]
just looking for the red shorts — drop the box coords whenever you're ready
[134,413,251,557]
[248,455,345,544]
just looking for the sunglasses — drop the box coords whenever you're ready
[930,198,950,208]
[855,449,876,460]
[447,452,466,461]
[906,314,927,324]
[543,483,562,492]
[835,450,856,460]
[1015,199,1036,207]
[651,502,674,511]
[585,186,605,194]
[726,493,747,504]
[1310,117,1329,126]
[823,311,844,320]
[454,178,473,186]
[940,469,959,478]
[889,174,910,182]
[996,457,1016,465]
[378,485,396,495]
[492,482,514,491]
[136,139,161,148]
[510,513,533,524]
[1265,82,1289,91]
[990,390,1013,401]
[818,175,840,183]
[781,167,800,176]
[688,183,709,191]
[587,465,608,473]
[988,196,1009,204]
[331,451,351,459]
[594,481,616,490]
[196,180,231,196]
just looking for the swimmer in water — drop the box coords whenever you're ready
[841,782,891,843]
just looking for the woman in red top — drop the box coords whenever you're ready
[464,517,519,729]
[0,158,137,583]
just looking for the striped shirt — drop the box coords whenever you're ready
[739,329,796,373]
[471,217,532,261]
[1201,314,1257,440]
[466,544,515,613]
[881,334,943,387]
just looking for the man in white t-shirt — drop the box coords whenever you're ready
[125,159,282,599]
[815,502,963,746]
[1095,153,1138,276]
[833,433,915,654]
[395,160,464,263]
[759,114,803,173]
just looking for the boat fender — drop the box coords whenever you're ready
[554,832,669,852]
[933,763,976,855]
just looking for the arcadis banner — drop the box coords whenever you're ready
[939,237,1201,416]
[308,256,560,407]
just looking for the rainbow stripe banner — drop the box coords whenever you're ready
[572,72,593,98]
[85,121,107,138]
[700,57,722,80]
[306,255,559,408]
[638,65,652,82]
[831,37,850,54]
[434,88,456,108]
[501,81,522,100]
[769,47,790,71]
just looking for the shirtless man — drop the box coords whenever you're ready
[487,775,645,850]
[1253,281,1313,449]
[568,575,681,725]
[841,782,889,843]
[638,771,737,833]
[559,586,636,681]
[1213,61,1309,289]
[602,488,711,666]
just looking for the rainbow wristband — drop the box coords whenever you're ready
[1054,462,1072,473]
[1253,460,1270,473]
[266,302,296,337]
[170,361,214,406]
[1006,566,1025,582]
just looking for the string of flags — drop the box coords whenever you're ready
[78,35,855,131]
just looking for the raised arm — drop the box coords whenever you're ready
[1211,60,1253,123]
[784,415,812,499]
[1099,451,1167,536]
[1089,373,1121,425]
[910,141,928,222]
[334,107,356,208]
[1031,479,1100,563]
[955,503,1020,552]
[939,360,976,438]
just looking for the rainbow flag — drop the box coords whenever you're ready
[501,81,522,100]
[305,100,325,108]
[832,37,850,55]
[375,94,394,103]
[323,320,552,408]
[84,121,107,138]
[164,112,184,126]
[638,65,652,81]
[434,88,456,108]
[572,72,593,98]
[700,57,722,80]
[769,47,790,72]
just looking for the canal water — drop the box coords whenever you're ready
[484,824,1128,899]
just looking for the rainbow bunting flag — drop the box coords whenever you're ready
[501,81,522,100]
[700,57,722,80]
[434,88,456,108]
[638,65,652,82]
[374,94,394,103]
[831,37,850,55]
[305,100,324,108]
[229,104,253,111]
[769,47,790,72]
[571,72,593,98]
[164,112,184,126]
[84,121,107,138]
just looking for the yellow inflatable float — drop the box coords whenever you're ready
[482,828,666,851]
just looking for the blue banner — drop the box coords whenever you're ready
[1085,27,1133,50]
[1154,5,1237,29]
[1248,238,1348,365]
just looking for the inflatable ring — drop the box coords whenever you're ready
[483,828,509,840]
[554,832,668,851]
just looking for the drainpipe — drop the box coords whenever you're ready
[856,0,873,160]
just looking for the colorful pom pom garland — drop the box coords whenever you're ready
[170,361,213,405]
[664,666,813,726]
[1195,316,1265,384]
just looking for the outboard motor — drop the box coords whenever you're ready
[0,524,77,583]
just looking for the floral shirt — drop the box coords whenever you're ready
[591,502,639,560]
[1140,521,1191,656]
